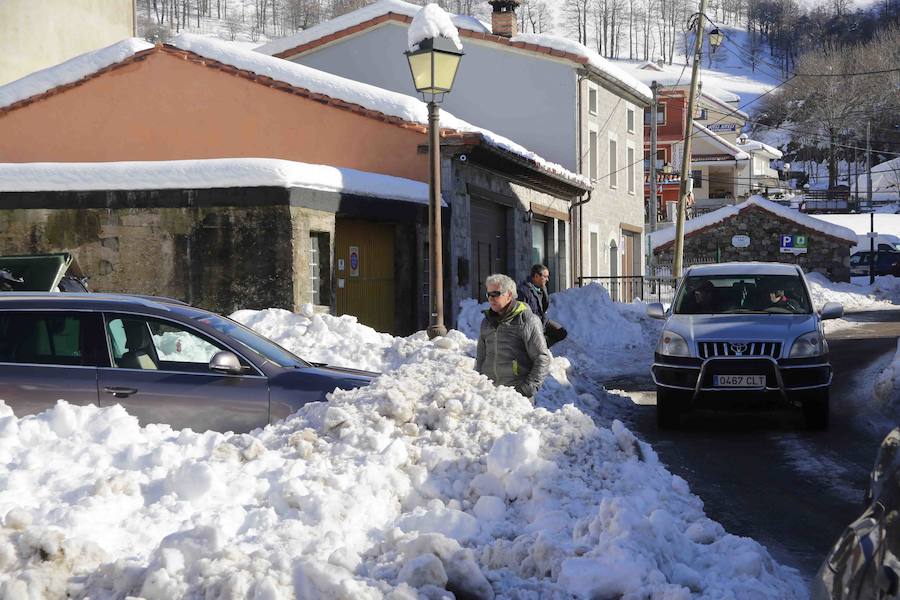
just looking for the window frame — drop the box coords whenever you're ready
[627,107,635,133]
[588,86,598,115]
[627,143,636,195]
[608,136,618,189]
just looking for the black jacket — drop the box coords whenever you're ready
[517,279,549,325]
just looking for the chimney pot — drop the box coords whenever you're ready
[488,0,520,37]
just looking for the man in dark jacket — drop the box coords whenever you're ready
[476,273,551,399]
[517,264,568,348]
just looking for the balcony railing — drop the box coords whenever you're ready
[576,276,679,304]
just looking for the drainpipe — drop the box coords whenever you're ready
[574,73,587,286]
[569,191,592,285]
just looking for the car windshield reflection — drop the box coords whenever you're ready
[194,314,310,368]
[673,274,812,315]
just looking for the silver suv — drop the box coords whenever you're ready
[647,262,843,430]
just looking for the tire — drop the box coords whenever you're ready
[657,386,687,429]
[802,389,830,431]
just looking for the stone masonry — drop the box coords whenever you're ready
[654,205,853,281]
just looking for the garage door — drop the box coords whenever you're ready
[470,198,508,300]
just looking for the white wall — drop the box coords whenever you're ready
[292,22,577,169]
[0,0,134,85]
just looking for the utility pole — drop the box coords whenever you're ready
[866,120,873,207]
[672,0,706,278]
[649,80,659,275]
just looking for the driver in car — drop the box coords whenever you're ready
[768,288,801,311]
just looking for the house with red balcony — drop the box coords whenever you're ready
[626,61,782,226]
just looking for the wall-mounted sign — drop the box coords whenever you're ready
[337,258,345,271]
[780,234,808,255]
[731,234,751,248]
[709,123,738,132]
[349,246,360,277]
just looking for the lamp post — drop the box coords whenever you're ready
[406,34,463,339]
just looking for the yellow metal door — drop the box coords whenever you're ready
[335,219,395,333]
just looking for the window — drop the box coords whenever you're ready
[0,312,106,366]
[627,108,635,133]
[589,131,597,179]
[645,102,666,124]
[309,232,331,306]
[106,315,234,372]
[627,146,635,194]
[589,88,597,114]
[590,231,598,277]
[691,169,703,189]
[531,220,547,266]
[643,148,666,169]
[609,139,618,188]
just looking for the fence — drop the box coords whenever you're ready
[577,276,679,304]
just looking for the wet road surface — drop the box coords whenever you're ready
[597,309,900,584]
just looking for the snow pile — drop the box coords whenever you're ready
[407,3,462,51]
[0,340,806,598]
[806,272,900,312]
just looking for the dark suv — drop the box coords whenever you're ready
[0,293,374,433]
[849,251,900,277]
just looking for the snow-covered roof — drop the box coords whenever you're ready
[853,156,900,194]
[256,0,489,57]
[407,3,461,51]
[699,91,749,120]
[620,60,742,103]
[736,139,783,159]
[256,0,651,102]
[0,34,588,189]
[0,158,443,204]
[693,122,749,160]
[651,195,858,250]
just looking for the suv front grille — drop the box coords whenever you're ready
[698,341,782,359]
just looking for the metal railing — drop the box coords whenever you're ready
[577,275,678,304]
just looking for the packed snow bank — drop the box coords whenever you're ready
[0,295,807,598]
[806,272,900,313]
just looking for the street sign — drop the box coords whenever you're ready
[349,246,359,277]
[780,234,808,255]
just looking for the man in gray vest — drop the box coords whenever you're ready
[475,273,551,399]
[517,264,568,348]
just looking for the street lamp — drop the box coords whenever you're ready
[405,24,463,339]
[708,28,725,51]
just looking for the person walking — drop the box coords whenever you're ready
[476,273,551,399]
[517,264,568,348]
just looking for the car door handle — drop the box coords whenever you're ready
[103,387,138,398]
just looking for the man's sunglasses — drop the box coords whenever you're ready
[486,291,504,298]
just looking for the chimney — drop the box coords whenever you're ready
[488,0,520,38]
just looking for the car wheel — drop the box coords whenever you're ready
[657,386,688,429]
[802,389,830,431]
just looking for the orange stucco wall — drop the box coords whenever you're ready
[0,50,429,183]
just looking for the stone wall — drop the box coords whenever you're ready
[0,188,298,314]
[654,206,852,281]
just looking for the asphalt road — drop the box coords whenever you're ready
[599,309,900,585]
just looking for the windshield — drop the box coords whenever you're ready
[193,313,309,368]
[673,274,812,315]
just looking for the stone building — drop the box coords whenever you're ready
[652,196,856,282]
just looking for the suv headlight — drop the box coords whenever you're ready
[789,331,827,358]
[657,331,690,357]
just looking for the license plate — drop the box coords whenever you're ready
[714,374,766,387]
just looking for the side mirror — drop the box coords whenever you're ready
[819,302,844,321]
[646,302,667,320]
[209,351,247,375]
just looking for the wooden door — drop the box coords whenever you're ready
[335,219,395,333]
